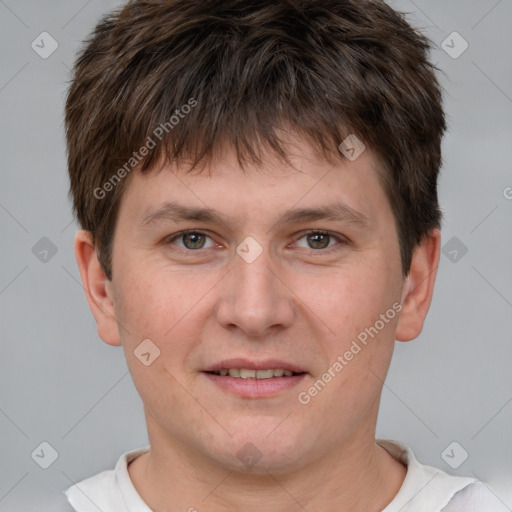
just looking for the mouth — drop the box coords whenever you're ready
[202,359,308,398]
[205,368,304,379]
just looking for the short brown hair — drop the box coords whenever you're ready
[65,0,446,281]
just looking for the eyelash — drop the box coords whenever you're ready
[165,229,348,254]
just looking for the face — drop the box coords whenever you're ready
[103,137,409,473]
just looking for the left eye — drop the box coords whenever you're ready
[294,230,345,251]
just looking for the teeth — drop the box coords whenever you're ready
[215,368,298,379]
[256,369,274,379]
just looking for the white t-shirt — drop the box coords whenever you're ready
[64,438,508,511]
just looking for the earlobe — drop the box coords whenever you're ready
[74,230,122,346]
[395,229,441,342]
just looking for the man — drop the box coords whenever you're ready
[64,0,504,510]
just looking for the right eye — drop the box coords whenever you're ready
[165,230,218,251]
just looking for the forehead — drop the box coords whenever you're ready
[117,137,391,233]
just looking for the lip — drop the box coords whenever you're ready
[202,358,307,374]
[203,372,307,398]
[201,358,308,399]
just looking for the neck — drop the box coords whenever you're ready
[128,411,406,511]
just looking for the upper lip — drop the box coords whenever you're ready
[203,358,307,374]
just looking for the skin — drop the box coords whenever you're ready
[75,133,440,511]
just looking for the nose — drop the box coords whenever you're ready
[215,243,295,338]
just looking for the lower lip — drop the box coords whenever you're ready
[203,372,307,398]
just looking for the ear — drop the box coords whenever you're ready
[395,228,441,342]
[74,230,122,346]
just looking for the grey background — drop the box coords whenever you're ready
[1,0,511,510]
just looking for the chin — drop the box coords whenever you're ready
[204,417,315,474]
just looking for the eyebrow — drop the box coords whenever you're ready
[139,200,372,232]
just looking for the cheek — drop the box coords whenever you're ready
[113,268,198,412]
[300,260,392,337]
[114,265,205,344]
[298,259,398,400]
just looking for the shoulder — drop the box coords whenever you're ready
[64,446,151,512]
[376,438,505,512]
[442,481,511,511]
[64,469,122,511]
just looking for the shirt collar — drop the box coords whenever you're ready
[377,438,477,511]
[66,439,478,512]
